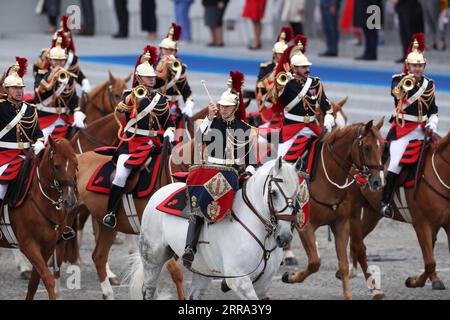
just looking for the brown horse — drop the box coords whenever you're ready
[346,130,450,298]
[0,137,78,299]
[281,120,385,300]
[83,71,131,124]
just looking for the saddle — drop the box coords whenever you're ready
[86,152,162,198]
[4,151,35,208]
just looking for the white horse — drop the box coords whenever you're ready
[127,158,301,300]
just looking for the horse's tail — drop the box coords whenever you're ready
[123,253,144,300]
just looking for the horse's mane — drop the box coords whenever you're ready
[88,80,109,100]
[321,122,382,145]
[435,131,450,153]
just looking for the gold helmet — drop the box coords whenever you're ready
[135,53,156,78]
[218,78,239,106]
[405,37,426,65]
[289,36,311,67]
[3,57,27,88]
[273,26,293,54]
[49,36,68,60]
[159,23,182,51]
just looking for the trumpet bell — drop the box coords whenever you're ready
[402,77,415,92]
[171,59,182,72]
[133,85,148,100]
[276,72,289,86]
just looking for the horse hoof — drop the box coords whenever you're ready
[335,270,342,280]
[405,276,416,288]
[21,271,32,280]
[284,257,298,266]
[109,277,121,286]
[282,272,291,283]
[221,279,231,293]
[432,280,446,290]
[261,296,271,300]
[372,290,385,300]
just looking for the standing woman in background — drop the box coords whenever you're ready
[242,0,267,50]
[202,0,229,47]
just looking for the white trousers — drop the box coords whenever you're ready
[112,154,132,187]
[388,125,425,174]
[277,126,317,158]
[42,117,68,142]
[0,163,10,200]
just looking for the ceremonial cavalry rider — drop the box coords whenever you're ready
[155,23,194,134]
[0,57,45,208]
[380,33,439,218]
[182,71,258,268]
[102,47,176,228]
[33,15,91,94]
[34,36,87,141]
[255,26,293,125]
[272,36,335,164]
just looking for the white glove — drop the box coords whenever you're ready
[324,113,335,132]
[81,79,91,93]
[182,99,194,117]
[73,110,87,128]
[32,140,45,155]
[163,128,175,143]
[425,114,438,133]
[244,165,256,175]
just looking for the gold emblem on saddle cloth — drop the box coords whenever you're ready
[207,201,221,220]
[204,172,232,201]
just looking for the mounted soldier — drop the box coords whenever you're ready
[181,71,259,268]
[270,35,335,173]
[34,36,87,141]
[254,25,293,127]
[33,15,92,94]
[0,57,45,208]
[380,33,439,218]
[154,23,195,140]
[102,46,176,228]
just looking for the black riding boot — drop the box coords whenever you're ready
[380,171,398,218]
[102,185,125,228]
[182,215,204,268]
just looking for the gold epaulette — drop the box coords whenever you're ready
[392,73,404,78]
[260,61,272,68]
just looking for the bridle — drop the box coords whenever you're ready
[83,80,121,116]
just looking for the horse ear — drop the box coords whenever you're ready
[375,116,384,131]
[108,70,116,84]
[124,73,132,83]
[273,156,283,174]
[364,120,373,134]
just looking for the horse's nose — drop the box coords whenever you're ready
[276,233,292,248]
[371,176,383,191]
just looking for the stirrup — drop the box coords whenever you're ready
[102,212,117,228]
[380,203,393,219]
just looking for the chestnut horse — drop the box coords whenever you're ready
[0,137,78,299]
[281,120,385,300]
[82,71,131,124]
[345,130,450,298]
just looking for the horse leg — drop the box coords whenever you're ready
[281,223,320,284]
[405,222,440,289]
[226,276,259,300]
[22,245,57,300]
[188,273,212,300]
[165,257,185,300]
[25,267,42,300]
[92,225,117,300]
[13,249,32,280]
[331,219,352,300]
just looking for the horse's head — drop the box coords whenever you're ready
[39,136,79,209]
[350,118,385,192]
[254,157,300,248]
[105,70,131,112]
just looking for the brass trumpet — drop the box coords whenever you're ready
[169,59,182,72]
[132,85,148,100]
[275,72,291,86]
[393,74,415,98]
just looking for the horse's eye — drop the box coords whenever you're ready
[364,145,372,153]
[54,165,61,171]
[270,190,277,197]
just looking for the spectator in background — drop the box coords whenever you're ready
[142,0,158,40]
[242,0,267,50]
[281,0,305,37]
[79,0,95,36]
[174,0,195,41]
[439,0,448,50]
[355,0,383,60]
[113,0,128,38]
[319,0,341,57]
[392,0,424,62]
[203,0,229,47]
[43,0,61,34]
[421,0,447,50]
